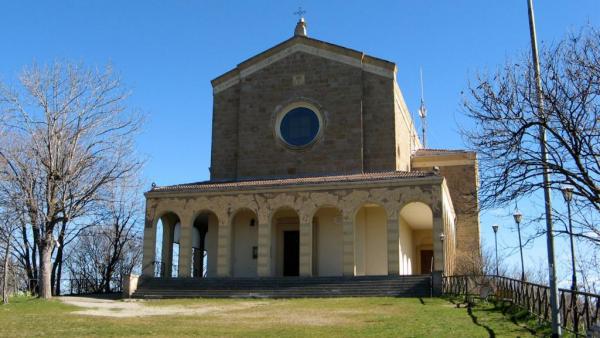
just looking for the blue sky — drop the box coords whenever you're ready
[1,1,598,282]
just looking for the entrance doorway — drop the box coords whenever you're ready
[283,231,300,276]
[420,250,434,274]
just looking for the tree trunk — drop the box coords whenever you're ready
[19,223,34,290]
[52,220,67,296]
[51,246,63,296]
[37,237,53,299]
[54,252,63,296]
[2,234,11,305]
[51,235,65,295]
[31,225,39,294]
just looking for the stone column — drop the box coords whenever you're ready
[141,212,157,277]
[387,215,400,275]
[299,213,313,277]
[257,215,272,277]
[161,221,173,277]
[178,218,193,278]
[216,217,232,277]
[342,214,355,276]
[433,204,445,273]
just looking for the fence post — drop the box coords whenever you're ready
[431,271,443,297]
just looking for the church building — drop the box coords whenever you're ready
[140,18,480,284]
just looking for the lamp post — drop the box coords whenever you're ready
[513,209,525,281]
[526,1,561,335]
[492,224,499,276]
[562,187,579,334]
[561,186,577,293]
[562,185,579,334]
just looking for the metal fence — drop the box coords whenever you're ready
[25,277,123,296]
[443,275,600,336]
[153,250,208,278]
[59,278,122,295]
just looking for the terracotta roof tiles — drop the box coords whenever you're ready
[150,171,436,194]
[413,148,471,156]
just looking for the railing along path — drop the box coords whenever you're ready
[443,275,600,336]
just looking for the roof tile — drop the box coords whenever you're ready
[150,171,435,193]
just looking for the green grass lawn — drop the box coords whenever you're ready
[0,296,545,337]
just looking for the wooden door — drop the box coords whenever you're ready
[420,250,434,274]
[283,231,300,276]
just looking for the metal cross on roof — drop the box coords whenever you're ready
[293,6,306,20]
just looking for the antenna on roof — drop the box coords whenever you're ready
[418,67,427,148]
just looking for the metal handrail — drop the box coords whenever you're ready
[443,274,600,336]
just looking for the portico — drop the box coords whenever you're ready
[142,172,456,279]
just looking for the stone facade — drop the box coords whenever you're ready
[141,21,479,281]
[209,36,419,180]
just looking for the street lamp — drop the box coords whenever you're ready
[492,224,500,276]
[561,186,577,292]
[513,208,525,281]
[562,185,579,334]
[527,1,562,334]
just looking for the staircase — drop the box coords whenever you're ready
[133,275,431,299]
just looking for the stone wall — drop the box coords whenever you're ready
[209,46,414,180]
[210,84,240,180]
[236,51,364,178]
[362,72,397,172]
[412,152,480,271]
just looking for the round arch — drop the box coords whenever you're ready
[191,210,220,278]
[398,201,434,275]
[312,206,344,276]
[154,211,181,278]
[271,206,300,277]
[230,208,259,277]
[354,203,388,276]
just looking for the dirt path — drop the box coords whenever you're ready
[58,297,262,318]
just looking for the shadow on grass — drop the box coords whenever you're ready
[448,296,549,337]
[484,301,544,336]
[467,305,496,338]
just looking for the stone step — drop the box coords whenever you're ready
[138,289,428,295]
[137,287,428,293]
[133,275,431,299]
[135,291,431,299]
[135,290,430,296]
[139,276,430,285]
[140,284,428,289]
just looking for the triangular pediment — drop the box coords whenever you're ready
[211,36,397,94]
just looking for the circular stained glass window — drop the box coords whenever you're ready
[279,106,321,147]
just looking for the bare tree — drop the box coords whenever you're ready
[462,27,600,240]
[65,178,143,293]
[575,242,600,294]
[0,165,29,303]
[0,219,16,304]
[0,62,143,299]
